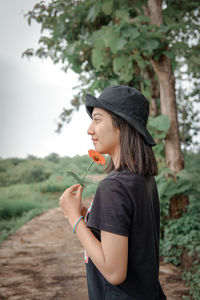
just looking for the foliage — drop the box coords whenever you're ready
[148,114,170,169]
[0,158,51,186]
[0,183,55,242]
[0,154,104,243]
[158,150,200,299]
[183,263,200,300]
[45,152,60,163]
[0,151,200,297]
[23,0,200,146]
[0,153,104,187]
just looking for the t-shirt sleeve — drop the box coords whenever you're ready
[87,178,133,237]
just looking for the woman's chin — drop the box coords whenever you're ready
[94,145,104,154]
[93,145,99,151]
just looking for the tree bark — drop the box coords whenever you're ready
[147,0,184,173]
[146,67,160,117]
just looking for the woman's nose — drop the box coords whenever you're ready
[87,122,95,135]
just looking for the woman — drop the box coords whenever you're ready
[59,85,166,299]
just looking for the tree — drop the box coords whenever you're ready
[23,0,200,174]
[146,0,184,173]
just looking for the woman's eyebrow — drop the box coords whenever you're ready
[92,112,103,118]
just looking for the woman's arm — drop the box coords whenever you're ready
[76,220,128,285]
[59,184,128,285]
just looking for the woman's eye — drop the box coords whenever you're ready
[94,118,100,123]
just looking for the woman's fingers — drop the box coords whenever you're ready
[67,184,81,193]
[59,184,83,207]
[76,184,83,198]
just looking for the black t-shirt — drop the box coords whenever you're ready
[85,169,166,300]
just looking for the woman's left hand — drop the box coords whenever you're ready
[59,184,83,228]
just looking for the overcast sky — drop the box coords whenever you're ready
[0,0,92,159]
[1,1,199,160]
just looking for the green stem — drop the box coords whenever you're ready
[80,160,95,186]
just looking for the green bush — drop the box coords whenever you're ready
[37,176,73,193]
[0,199,41,219]
[0,154,105,187]
[159,149,200,300]
[0,183,58,242]
[24,165,49,183]
[45,152,60,163]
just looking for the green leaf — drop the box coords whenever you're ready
[116,37,127,50]
[113,54,133,82]
[120,64,133,82]
[158,25,169,33]
[132,53,147,69]
[66,42,76,56]
[65,172,82,184]
[137,15,150,23]
[91,48,104,70]
[115,9,130,22]
[113,55,128,73]
[163,51,175,60]
[122,26,140,39]
[148,115,171,132]
[102,0,113,15]
[103,27,120,53]
[87,3,101,21]
[154,141,165,155]
[141,39,160,52]
[92,30,105,48]
[155,132,167,139]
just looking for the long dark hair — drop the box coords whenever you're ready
[105,112,158,176]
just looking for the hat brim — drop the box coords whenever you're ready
[85,93,156,146]
[85,93,107,118]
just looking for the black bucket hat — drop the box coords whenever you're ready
[85,85,156,146]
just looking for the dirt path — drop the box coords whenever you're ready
[0,200,189,300]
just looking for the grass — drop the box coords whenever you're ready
[0,175,100,243]
[0,183,57,243]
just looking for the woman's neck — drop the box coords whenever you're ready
[111,149,120,169]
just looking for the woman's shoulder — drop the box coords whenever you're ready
[100,168,147,187]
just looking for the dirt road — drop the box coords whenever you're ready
[0,199,189,300]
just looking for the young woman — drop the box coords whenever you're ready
[59,85,166,299]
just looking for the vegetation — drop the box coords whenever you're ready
[2,0,198,298]
[23,0,200,175]
[157,150,200,299]
[1,150,200,298]
[22,6,200,285]
[0,153,104,243]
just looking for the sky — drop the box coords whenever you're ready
[0,1,199,160]
[0,0,93,159]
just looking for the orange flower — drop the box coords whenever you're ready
[88,149,106,165]
[66,149,106,187]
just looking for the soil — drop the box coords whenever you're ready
[0,196,190,300]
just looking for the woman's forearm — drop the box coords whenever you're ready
[59,184,126,285]
[75,219,115,283]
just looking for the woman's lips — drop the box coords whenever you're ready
[92,139,98,143]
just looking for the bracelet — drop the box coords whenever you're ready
[73,216,84,233]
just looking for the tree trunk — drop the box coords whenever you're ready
[146,67,160,117]
[147,0,188,220]
[147,0,184,173]
[150,56,184,172]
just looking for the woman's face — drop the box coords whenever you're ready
[87,107,120,158]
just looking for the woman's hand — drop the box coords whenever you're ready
[59,184,83,228]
